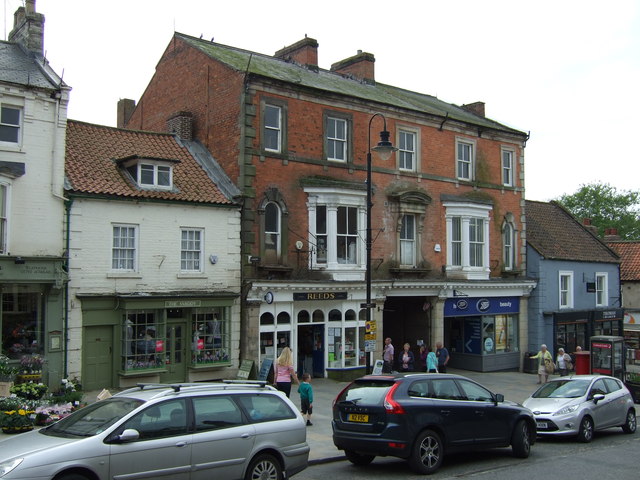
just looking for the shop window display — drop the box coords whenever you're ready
[2,285,45,359]
[191,310,229,365]
[122,311,165,371]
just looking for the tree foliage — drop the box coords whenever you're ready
[555,182,640,240]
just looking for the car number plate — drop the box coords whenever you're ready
[536,421,547,429]
[348,413,369,423]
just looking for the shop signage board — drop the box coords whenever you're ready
[258,358,273,381]
[237,360,255,380]
[445,296,519,316]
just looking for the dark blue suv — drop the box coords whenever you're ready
[332,373,535,474]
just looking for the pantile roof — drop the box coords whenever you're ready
[607,242,640,281]
[525,200,619,264]
[0,40,64,90]
[177,33,526,138]
[65,120,235,205]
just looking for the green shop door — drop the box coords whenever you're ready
[160,321,187,383]
[83,326,114,391]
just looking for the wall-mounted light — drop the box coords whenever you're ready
[14,257,25,265]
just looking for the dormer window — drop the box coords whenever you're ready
[117,156,177,190]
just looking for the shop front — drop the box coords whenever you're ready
[554,308,624,354]
[444,296,521,372]
[0,257,66,388]
[77,293,239,390]
[257,288,371,381]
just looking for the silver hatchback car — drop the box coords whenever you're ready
[0,381,309,480]
[522,375,636,442]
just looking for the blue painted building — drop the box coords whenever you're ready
[526,201,622,356]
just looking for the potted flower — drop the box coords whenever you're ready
[35,403,74,426]
[0,354,17,397]
[16,355,45,383]
[10,381,48,400]
[0,407,35,433]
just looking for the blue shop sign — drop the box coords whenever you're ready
[445,297,519,317]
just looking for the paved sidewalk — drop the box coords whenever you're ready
[1,368,542,464]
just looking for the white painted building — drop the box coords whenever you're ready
[0,0,70,387]
[65,120,242,389]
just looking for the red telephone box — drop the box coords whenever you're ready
[590,335,625,380]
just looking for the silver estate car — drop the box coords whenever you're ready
[0,381,309,480]
[522,375,636,442]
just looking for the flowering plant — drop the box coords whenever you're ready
[19,354,45,374]
[0,354,17,381]
[0,408,35,430]
[52,377,83,404]
[10,382,48,400]
[35,403,74,425]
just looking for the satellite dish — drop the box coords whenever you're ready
[295,241,304,250]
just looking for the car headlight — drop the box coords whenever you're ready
[0,458,23,476]
[554,404,580,416]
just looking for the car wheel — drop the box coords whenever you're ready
[622,409,637,434]
[245,453,282,480]
[511,419,531,458]
[577,416,594,443]
[345,450,375,466]
[408,429,443,475]
[57,475,90,480]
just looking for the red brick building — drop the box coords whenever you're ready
[122,34,536,374]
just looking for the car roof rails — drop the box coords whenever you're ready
[222,380,269,388]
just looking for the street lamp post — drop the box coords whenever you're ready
[363,113,397,374]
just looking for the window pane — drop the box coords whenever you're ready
[1,107,20,125]
[113,226,136,270]
[264,105,280,128]
[265,203,279,233]
[181,229,202,271]
[140,164,154,185]
[157,166,171,186]
[316,206,327,264]
[264,105,281,152]
[451,217,462,266]
[122,311,163,371]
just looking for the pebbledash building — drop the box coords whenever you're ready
[120,34,536,379]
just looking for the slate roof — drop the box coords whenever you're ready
[525,200,619,264]
[177,33,526,137]
[0,40,64,90]
[607,242,640,281]
[65,120,236,205]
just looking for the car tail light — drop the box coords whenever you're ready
[383,382,406,414]
[388,442,406,449]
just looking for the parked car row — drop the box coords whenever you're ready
[332,372,636,474]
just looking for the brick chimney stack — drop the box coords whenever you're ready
[331,50,375,85]
[275,37,319,71]
[604,228,621,241]
[167,111,194,141]
[117,99,136,128]
[8,0,45,56]
[462,101,486,117]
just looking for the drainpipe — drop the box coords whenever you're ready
[63,197,74,378]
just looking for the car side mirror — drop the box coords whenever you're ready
[592,394,605,404]
[494,393,504,403]
[106,428,140,444]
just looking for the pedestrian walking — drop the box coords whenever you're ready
[298,373,313,426]
[418,345,428,372]
[436,341,449,373]
[556,347,572,376]
[382,337,394,373]
[274,346,298,397]
[530,344,553,384]
[398,343,414,372]
[426,346,438,373]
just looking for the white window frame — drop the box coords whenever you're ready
[0,181,10,254]
[180,228,204,273]
[559,271,574,309]
[398,129,417,172]
[0,105,22,146]
[264,202,281,260]
[503,222,515,271]
[264,104,282,153]
[444,202,492,280]
[456,138,475,181]
[399,214,416,266]
[502,148,515,187]
[595,273,608,307]
[305,187,366,279]
[326,116,348,162]
[126,160,173,189]
[112,224,139,272]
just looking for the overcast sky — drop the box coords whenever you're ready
[3,0,639,201]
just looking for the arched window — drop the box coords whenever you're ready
[260,312,274,325]
[503,221,515,271]
[264,202,281,263]
[297,310,310,323]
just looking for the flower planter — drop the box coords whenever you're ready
[0,381,12,397]
[15,374,42,384]
[2,425,34,434]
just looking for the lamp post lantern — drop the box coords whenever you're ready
[363,113,397,374]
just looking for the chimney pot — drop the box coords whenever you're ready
[275,37,319,70]
[582,218,591,226]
